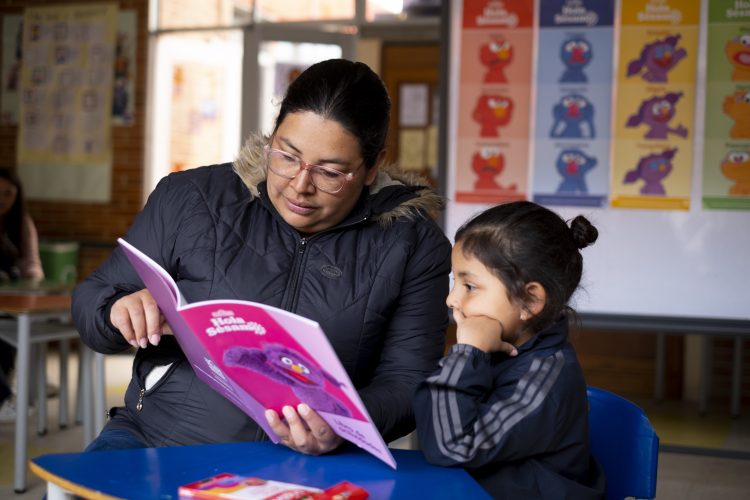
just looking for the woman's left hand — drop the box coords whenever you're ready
[265,404,343,455]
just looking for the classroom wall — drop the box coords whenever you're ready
[0,0,149,279]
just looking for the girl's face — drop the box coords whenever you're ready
[447,242,532,347]
[0,177,18,218]
[266,111,380,235]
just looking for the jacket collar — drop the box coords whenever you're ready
[232,133,445,227]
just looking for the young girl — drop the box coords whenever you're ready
[414,201,606,499]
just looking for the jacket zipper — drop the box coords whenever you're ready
[282,215,369,312]
[284,237,307,311]
[133,360,181,413]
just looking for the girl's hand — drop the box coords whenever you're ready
[454,310,518,356]
[265,404,343,455]
[110,289,173,349]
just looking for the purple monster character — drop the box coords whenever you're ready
[623,148,678,195]
[626,92,688,140]
[626,34,687,83]
[224,343,352,417]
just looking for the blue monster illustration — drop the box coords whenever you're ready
[623,148,678,195]
[224,343,352,417]
[626,92,687,140]
[556,149,597,194]
[559,37,592,83]
[550,94,595,138]
[626,34,686,83]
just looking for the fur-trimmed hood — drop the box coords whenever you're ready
[232,133,445,226]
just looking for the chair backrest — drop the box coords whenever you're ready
[587,387,659,500]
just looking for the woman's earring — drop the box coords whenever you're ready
[520,311,528,321]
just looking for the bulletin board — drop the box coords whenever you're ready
[445,0,750,322]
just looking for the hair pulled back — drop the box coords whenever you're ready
[455,201,598,332]
[273,58,390,169]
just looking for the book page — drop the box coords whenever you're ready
[118,238,396,469]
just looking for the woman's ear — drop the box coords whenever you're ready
[523,282,547,318]
[365,150,386,186]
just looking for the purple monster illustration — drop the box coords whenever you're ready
[224,343,352,417]
[626,92,688,140]
[623,148,678,195]
[626,34,687,83]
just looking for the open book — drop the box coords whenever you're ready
[118,238,396,469]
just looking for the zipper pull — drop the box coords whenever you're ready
[299,237,307,254]
[136,388,145,412]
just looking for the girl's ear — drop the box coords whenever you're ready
[523,282,547,318]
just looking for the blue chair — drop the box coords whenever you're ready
[587,387,659,500]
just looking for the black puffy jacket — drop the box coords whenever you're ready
[72,135,452,447]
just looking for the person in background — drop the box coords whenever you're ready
[73,58,452,453]
[414,201,606,499]
[0,168,44,422]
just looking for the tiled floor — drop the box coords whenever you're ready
[1,351,750,499]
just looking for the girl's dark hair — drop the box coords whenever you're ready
[273,58,390,169]
[0,168,25,252]
[455,201,598,333]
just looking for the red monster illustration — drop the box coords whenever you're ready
[472,94,514,137]
[471,147,516,191]
[480,37,513,83]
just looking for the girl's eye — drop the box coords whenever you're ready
[463,283,476,292]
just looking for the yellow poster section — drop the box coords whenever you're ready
[610,0,700,210]
[17,3,117,202]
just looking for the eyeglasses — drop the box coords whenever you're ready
[264,145,359,194]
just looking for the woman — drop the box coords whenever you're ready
[0,168,44,421]
[72,59,452,454]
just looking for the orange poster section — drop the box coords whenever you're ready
[454,0,534,204]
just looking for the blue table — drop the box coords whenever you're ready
[30,441,490,499]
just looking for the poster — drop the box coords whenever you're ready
[702,0,750,209]
[113,10,136,126]
[1,15,23,125]
[532,0,615,208]
[17,3,118,202]
[609,0,700,210]
[453,0,534,204]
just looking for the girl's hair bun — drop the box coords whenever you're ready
[569,215,598,249]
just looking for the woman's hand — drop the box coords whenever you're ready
[110,289,172,348]
[454,310,518,356]
[265,404,343,455]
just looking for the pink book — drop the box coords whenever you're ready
[118,238,396,469]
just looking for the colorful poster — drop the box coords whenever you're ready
[454,0,534,204]
[610,0,700,210]
[1,15,23,125]
[703,0,750,209]
[113,10,137,126]
[17,3,118,202]
[532,0,615,208]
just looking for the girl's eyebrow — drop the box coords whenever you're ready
[455,270,476,280]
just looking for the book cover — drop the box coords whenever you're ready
[118,238,396,469]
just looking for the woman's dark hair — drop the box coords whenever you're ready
[455,201,598,333]
[0,168,25,252]
[273,58,390,169]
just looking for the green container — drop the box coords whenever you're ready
[39,241,80,284]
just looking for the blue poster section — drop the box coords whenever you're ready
[532,0,615,207]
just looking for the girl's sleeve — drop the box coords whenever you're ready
[18,214,44,280]
[415,344,568,469]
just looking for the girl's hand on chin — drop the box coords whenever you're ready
[455,314,518,356]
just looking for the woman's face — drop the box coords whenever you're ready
[0,178,18,218]
[266,111,380,235]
